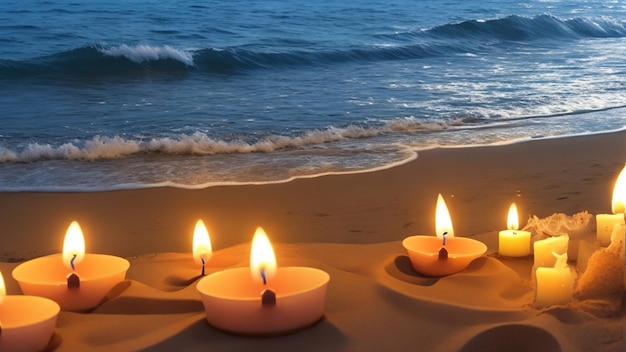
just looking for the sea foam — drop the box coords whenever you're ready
[100,44,194,66]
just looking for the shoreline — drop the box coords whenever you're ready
[1,127,624,194]
[0,129,624,260]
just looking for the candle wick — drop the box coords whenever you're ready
[201,258,206,276]
[260,267,267,285]
[70,254,77,272]
[442,232,448,247]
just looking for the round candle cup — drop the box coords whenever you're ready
[12,254,129,312]
[402,235,487,277]
[0,295,60,352]
[197,266,330,336]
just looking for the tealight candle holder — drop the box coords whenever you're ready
[12,221,129,311]
[0,272,60,352]
[403,235,487,277]
[402,194,487,277]
[197,227,330,336]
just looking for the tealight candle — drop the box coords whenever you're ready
[403,194,487,277]
[596,164,626,246]
[533,233,569,268]
[196,227,330,336]
[498,203,531,257]
[534,252,576,307]
[12,221,130,312]
[192,219,212,276]
[0,271,60,352]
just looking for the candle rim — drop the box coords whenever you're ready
[0,295,60,329]
[402,235,487,258]
[197,266,329,301]
[12,253,129,285]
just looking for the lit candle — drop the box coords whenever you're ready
[0,271,60,352]
[196,227,330,336]
[533,233,569,268]
[12,221,130,311]
[596,164,626,246]
[534,252,576,307]
[402,194,487,277]
[498,203,531,257]
[192,219,212,276]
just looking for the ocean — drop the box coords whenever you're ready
[1,0,625,191]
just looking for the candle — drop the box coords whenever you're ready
[192,219,212,276]
[611,223,625,264]
[498,203,531,257]
[534,252,576,307]
[402,194,487,277]
[196,227,330,336]
[533,233,569,268]
[596,164,626,246]
[0,271,60,352]
[12,221,130,312]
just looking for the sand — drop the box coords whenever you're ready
[0,130,625,351]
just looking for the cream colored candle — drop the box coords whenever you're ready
[596,164,626,246]
[12,221,129,312]
[0,271,60,352]
[535,252,576,307]
[498,203,531,257]
[596,214,625,247]
[196,227,330,336]
[533,233,569,268]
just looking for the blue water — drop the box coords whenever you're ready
[1,0,625,190]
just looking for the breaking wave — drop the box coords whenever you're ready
[2,15,625,78]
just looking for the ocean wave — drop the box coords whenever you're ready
[426,14,626,41]
[0,45,193,78]
[0,118,449,163]
[1,15,624,79]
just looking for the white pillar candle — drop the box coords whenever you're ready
[535,252,576,307]
[597,164,626,246]
[596,214,625,247]
[499,203,531,257]
[533,234,569,268]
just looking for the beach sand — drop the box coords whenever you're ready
[0,131,625,351]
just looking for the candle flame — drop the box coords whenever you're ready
[0,271,5,305]
[250,227,277,284]
[192,219,213,266]
[436,194,454,238]
[612,164,626,214]
[62,221,85,271]
[507,203,519,230]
